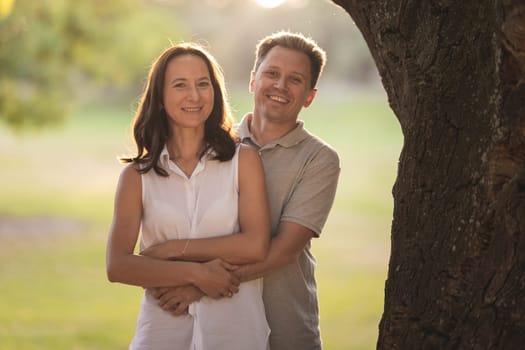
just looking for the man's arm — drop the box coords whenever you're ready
[236,145,340,282]
[235,221,314,282]
[151,221,312,314]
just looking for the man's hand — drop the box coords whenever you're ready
[148,286,204,316]
[231,221,314,282]
[193,258,240,298]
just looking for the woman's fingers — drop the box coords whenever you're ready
[149,287,168,299]
[170,302,189,316]
[220,260,240,273]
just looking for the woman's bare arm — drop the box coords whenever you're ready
[141,144,270,265]
[105,164,239,298]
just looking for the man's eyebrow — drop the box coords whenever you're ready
[263,66,306,78]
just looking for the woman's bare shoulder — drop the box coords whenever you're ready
[238,143,259,161]
[118,162,142,187]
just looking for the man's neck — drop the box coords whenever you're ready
[248,113,298,147]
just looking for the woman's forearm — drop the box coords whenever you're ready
[140,146,270,266]
[107,253,240,298]
[141,232,268,265]
[177,232,268,264]
[107,252,199,288]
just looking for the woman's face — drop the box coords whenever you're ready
[162,54,214,130]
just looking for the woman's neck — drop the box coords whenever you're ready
[168,128,206,161]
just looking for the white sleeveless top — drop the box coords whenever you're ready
[130,145,270,350]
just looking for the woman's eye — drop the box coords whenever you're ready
[174,83,185,88]
[198,81,210,87]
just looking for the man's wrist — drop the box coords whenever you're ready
[185,262,203,287]
[235,264,259,282]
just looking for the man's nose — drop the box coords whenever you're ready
[274,77,287,90]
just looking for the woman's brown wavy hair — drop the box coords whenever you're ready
[121,43,238,176]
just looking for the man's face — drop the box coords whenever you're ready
[250,46,317,125]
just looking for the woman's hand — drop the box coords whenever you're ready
[148,286,204,316]
[193,259,240,299]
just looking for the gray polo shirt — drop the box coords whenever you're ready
[238,114,340,350]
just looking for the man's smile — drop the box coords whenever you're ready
[267,94,289,104]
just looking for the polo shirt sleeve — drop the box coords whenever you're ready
[280,146,340,237]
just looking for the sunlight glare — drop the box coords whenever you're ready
[254,0,287,8]
[0,0,15,19]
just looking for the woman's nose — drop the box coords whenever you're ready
[188,85,200,100]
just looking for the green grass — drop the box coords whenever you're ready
[0,232,139,350]
[0,91,402,349]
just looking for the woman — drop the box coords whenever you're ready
[106,43,270,350]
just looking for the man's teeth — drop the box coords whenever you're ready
[269,95,287,103]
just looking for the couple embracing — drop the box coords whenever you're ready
[106,31,340,350]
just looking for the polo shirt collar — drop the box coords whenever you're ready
[238,113,309,149]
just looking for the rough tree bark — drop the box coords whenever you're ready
[332,0,525,348]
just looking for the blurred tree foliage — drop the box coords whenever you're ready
[0,0,377,129]
[0,0,15,19]
[158,0,377,91]
[0,0,184,129]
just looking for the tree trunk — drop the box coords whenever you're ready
[332,0,525,348]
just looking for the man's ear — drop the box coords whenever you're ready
[303,88,317,108]
[249,71,255,93]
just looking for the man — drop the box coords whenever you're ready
[147,31,340,349]
[235,31,340,350]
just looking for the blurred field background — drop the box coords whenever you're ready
[0,1,402,349]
